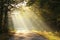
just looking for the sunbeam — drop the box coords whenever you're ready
[8,0,51,33]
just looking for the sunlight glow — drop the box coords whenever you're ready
[9,0,51,33]
[16,1,27,8]
[15,30,30,34]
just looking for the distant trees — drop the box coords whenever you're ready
[40,0,60,32]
